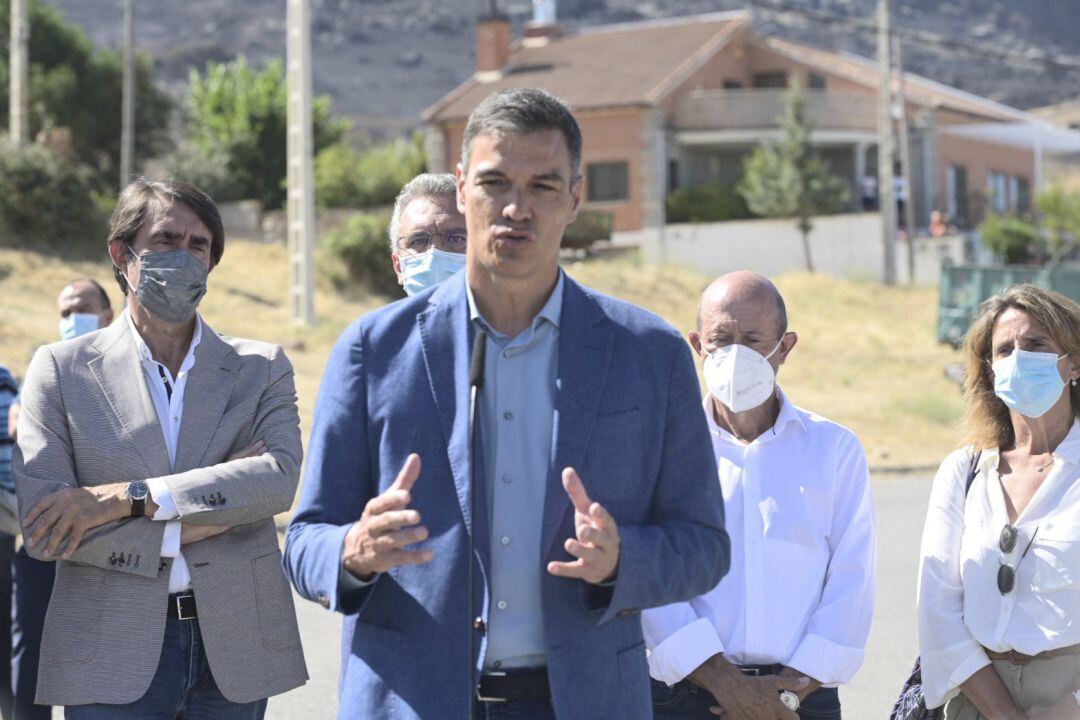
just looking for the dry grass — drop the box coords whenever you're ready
[0,242,964,471]
[567,254,965,468]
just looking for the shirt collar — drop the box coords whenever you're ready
[125,309,202,373]
[702,386,805,445]
[466,270,565,337]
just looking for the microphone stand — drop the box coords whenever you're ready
[467,330,487,720]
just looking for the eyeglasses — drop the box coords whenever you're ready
[997,524,1039,594]
[397,229,467,256]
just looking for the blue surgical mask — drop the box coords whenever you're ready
[992,348,1069,418]
[400,248,466,296]
[59,313,100,340]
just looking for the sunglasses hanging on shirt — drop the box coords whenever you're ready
[997,524,1039,595]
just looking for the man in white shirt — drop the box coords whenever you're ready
[643,271,876,720]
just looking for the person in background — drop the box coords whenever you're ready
[644,272,876,720]
[4,278,113,720]
[918,284,1080,719]
[388,173,467,296]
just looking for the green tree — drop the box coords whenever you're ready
[0,0,173,185]
[0,139,102,253]
[1035,184,1080,261]
[184,57,344,209]
[315,133,427,209]
[738,83,849,272]
[979,214,1042,264]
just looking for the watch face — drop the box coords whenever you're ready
[126,480,149,501]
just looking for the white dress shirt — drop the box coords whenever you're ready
[917,419,1080,708]
[643,389,876,687]
[126,311,202,594]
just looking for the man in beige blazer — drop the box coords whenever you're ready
[13,179,306,718]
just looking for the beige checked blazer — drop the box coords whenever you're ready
[13,316,307,706]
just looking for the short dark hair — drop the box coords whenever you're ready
[68,278,111,311]
[108,178,225,294]
[460,88,582,179]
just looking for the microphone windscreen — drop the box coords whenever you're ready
[470,330,487,389]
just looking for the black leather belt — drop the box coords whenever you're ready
[477,667,550,703]
[167,592,197,620]
[737,663,783,676]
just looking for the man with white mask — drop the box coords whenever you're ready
[643,271,877,720]
[389,173,467,296]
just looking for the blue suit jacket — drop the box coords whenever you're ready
[284,273,729,719]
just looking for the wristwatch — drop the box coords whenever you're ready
[779,690,800,711]
[125,480,149,518]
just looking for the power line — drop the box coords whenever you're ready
[741,0,1080,73]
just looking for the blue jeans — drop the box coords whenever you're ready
[651,678,842,720]
[12,546,55,720]
[64,617,266,720]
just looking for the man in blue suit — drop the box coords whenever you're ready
[284,87,729,719]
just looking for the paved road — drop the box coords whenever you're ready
[267,474,938,718]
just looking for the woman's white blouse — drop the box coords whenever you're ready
[917,419,1080,708]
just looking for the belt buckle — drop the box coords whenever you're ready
[174,593,196,621]
[476,671,507,703]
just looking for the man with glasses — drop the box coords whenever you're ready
[643,271,876,720]
[389,173,467,296]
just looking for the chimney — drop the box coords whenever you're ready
[524,0,562,42]
[475,15,511,76]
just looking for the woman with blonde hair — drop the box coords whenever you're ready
[918,283,1080,719]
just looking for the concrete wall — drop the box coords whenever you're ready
[615,213,964,286]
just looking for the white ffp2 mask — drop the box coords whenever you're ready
[703,339,783,413]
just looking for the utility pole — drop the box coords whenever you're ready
[9,0,29,146]
[286,0,315,326]
[877,0,897,285]
[893,34,918,285]
[120,0,135,187]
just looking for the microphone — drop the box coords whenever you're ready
[470,330,487,391]
[467,329,486,720]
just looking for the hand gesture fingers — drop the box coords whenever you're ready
[390,453,421,493]
[548,467,620,584]
[562,467,592,516]
[343,454,433,580]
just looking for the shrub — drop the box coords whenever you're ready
[321,211,401,297]
[979,214,1043,265]
[315,133,427,210]
[666,183,754,223]
[563,209,613,249]
[0,139,103,255]
[314,142,363,209]
[162,141,234,205]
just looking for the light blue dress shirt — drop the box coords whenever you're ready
[467,272,563,670]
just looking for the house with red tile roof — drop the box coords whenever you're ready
[424,9,1051,238]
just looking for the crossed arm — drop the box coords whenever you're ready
[13,345,301,576]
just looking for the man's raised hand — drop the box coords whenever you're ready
[341,453,433,581]
[546,467,620,584]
